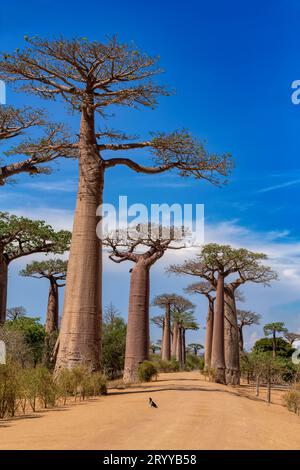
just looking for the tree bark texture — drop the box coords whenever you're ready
[204,298,214,372]
[224,287,240,385]
[211,271,226,384]
[0,253,8,324]
[45,278,59,334]
[161,304,171,361]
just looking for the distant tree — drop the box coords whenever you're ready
[150,343,161,354]
[0,212,71,323]
[284,332,300,346]
[237,310,261,352]
[263,322,288,357]
[4,316,46,365]
[152,293,179,361]
[6,306,27,321]
[172,299,198,368]
[20,259,67,334]
[102,304,127,379]
[188,343,204,356]
[253,337,294,358]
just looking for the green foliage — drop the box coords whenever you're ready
[253,338,295,358]
[0,211,71,261]
[6,306,26,321]
[185,353,204,371]
[102,305,126,379]
[20,258,68,280]
[138,361,158,382]
[151,357,180,373]
[263,322,288,337]
[4,317,46,365]
[0,361,21,418]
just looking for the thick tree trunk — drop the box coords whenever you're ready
[224,288,240,385]
[211,272,226,384]
[123,260,150,383]
[45,279,59,334]
[54,106,102,373]
[161,304,171,361]
[171,321,178,357]
[160,322,165,357]
[176,327,183,368]
[204,299,214,371]
[0,253,8,324]
[182,329,186,366]
[238,325,244,352]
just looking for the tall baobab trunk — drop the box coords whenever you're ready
[123,260,150,383]
[238,325,244,352]
[55,106,102,373]
[224,288,240,385]
[161,304,171,361]
[171,321,178,357]
[45,279,59,334]
[160,322,165,357]
[0,253,8,324]
[204,298,214,371]
[182,328,186,366]
[211,271,226,384]
[176,327,184,368]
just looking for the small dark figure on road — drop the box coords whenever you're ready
[149,397,158,408]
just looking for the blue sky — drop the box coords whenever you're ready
[1,0,300,348]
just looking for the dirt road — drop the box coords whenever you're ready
[0,371,299,450]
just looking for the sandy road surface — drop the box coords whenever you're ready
[0,371,299,450]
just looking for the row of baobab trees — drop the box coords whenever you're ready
[0,35,276,384]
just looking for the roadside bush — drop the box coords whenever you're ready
[185,353,203,371]
[0,362,21,418]
[152,358,179,373]
[138,361,158,382]
[282,385,300,414]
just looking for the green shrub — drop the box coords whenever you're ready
[138,361,158,382]
[185,353,204,371]
[0,362,21,418]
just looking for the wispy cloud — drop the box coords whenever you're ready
[22,180,77,193]
[257,178,300,193]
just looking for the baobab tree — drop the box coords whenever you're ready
[152,293,179,361]
[6,306,26,321]
[284,332,300,346]
[0,212,70,323]
[169,244,277,384]
[104,225,185,382]
[237,310,261,352]
[188,343,204,355]
[0,37,232,373]
[20,259,68,334]
[171,298,197,368]
[0,106,76,185]
[264,322,288,357]
[185,282,215,372]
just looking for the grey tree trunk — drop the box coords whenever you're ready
[238,325,244,352]
[176,327,183,368]
[0,253,8,324]
[123,260,150,383]
[54,106,102,374]
[182,329,186,366]
[45,279,59,334]
[224,287,240,385]
[161,304,171,361]
[171,321,178,357]
[204,299,214,372]
[211,271,226,384]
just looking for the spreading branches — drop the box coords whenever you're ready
[103,224,186,266]
[20,259,68,286]
[0,106,44,140]
[0,36,168,110]
[0,211,71,262]
[0,106,77,186]
[104,130,233,185]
